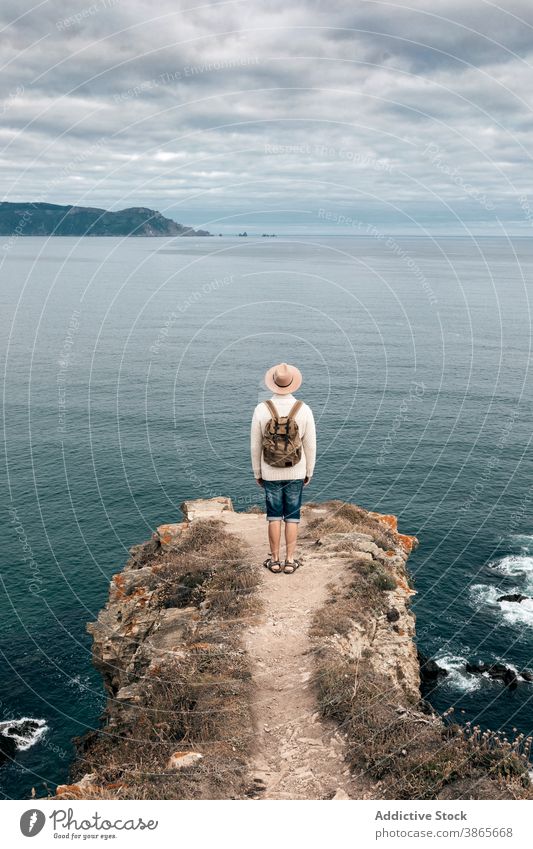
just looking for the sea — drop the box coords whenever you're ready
[1,233,532,798]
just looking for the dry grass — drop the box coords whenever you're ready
[306,500,398,551]
[313,624,533,800]
[205,559,260,618]
[145,520,259,617]
[244,504,264,514]
[310,558,394,638]
[75,632,253,799]
[153,557,211,609]
[173,519,239,555]
[70,519,260,800]
[309,506,533,800]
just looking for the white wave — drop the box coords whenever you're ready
[510,534,533,552]
[470,583,503,606]
[489,554,533,590]
[433,653,483,693]
[434,651,528,690]
[470,583,533,628]
[0,717,48,751]
[498,597,533,627]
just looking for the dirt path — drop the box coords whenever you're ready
[221,509,369,800]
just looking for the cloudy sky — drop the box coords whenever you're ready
[2,0,533,232]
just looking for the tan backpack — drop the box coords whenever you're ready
[262,399,303,467]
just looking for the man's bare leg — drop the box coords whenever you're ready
[284,520,299,562]
[268,520,282,562]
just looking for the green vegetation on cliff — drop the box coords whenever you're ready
[0,202,211,237]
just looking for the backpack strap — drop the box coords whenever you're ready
[263,399,279,420]
[287,400,303,420]
[263,399,281,446]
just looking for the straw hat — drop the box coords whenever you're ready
[264,362,302,394]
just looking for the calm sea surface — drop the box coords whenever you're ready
[1,234,532,798]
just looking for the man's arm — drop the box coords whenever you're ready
[302,406,316,481]
[250,406,263,481]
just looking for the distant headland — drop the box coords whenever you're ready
[0,202,211,237]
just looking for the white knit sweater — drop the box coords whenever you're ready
[250,393,316,481]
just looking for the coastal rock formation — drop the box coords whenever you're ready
[63,497,533,801]
[0,202,211,237]
[418,650,449,683]
[464,661,533,688]
[497,593,530,603]
[0,718,47,765]
[314,550,421,702]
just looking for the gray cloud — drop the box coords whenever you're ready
[2,0,533,232]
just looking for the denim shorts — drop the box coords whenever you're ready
[263,479,305,522]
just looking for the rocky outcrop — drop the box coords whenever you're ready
[64,497,425,799]
[418,650,449,683]
[308,504,421,705]
[0,718,47,766]
[497,593,530,603]
[85,497,238,714]
[181,496,233,521]
[64,497,533,800]
[63,497,262,800]
[303,502,533,800]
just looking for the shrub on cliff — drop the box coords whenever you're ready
[148,519,257,613]
[314,649,533,800]
[71,518,259,800]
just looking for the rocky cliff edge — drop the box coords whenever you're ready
[54,498,533,801]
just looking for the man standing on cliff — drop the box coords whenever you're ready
[251,362,316,574]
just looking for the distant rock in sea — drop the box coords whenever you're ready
[497,593,530,603]
[0,202,211,237]
[465,660,530,688]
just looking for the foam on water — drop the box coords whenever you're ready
[2,235,533,797]
[470,583,533,628]
[490,553,533,587]
[434,651,528,692]
[0,718,48,751]
[67,674,91,692]
[433,653,483,693]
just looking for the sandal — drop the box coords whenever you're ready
[283,558,302,574]
[263,555,282,573]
